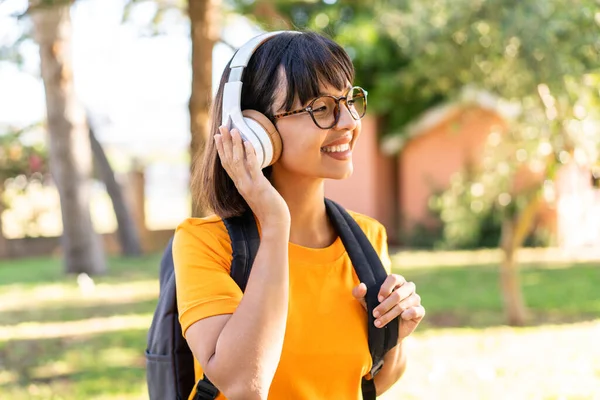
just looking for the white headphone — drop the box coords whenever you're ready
[221,31,301,169]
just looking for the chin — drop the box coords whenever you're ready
[324,163,354,180]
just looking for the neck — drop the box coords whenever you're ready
[270,168,336,248]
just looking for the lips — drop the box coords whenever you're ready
[321,133,353,148]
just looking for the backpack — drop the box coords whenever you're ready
[145,198,399,400]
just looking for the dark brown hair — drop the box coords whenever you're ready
[192,31,355,218]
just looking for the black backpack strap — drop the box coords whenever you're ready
[191,210,260,400]
[223,209,261,291]
[194,375,219,400]
[361,378,377,400]
[325,199,399,396]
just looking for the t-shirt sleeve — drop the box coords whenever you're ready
[172,220,243,338]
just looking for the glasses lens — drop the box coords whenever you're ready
[347,87,367,119]
[311,96,337,129]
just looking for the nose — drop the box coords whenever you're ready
[335,101,358,131]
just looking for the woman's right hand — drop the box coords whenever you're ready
[215,125,290,226]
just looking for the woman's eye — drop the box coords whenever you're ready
[313,105,328,113]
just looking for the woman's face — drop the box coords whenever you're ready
[271,80,361,181]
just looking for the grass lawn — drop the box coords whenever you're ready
[0,251,598,399]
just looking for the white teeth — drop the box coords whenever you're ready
[321,143,350,153]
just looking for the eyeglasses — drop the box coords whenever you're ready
[272,86,368,130]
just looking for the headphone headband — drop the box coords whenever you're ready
[230,31,285,70]
[227,30,301,83]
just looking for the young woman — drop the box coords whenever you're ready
[173,30,425,400]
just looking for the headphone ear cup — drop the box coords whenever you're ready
[242,110,282,166]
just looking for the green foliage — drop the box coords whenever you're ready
[434,68,599,248]
[0,124,48,183]
[429,188,503,250]
[428,115,558,249]
[232,0,600,137]
[406,175,552,250]
[230,0,448,135]
[400,220,443,249]
[0,125,49,232]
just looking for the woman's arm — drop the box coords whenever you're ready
[187,125,292,399]
[185,221,290,400]
[373,340,408,395]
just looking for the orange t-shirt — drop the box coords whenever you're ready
[173,210,392,400]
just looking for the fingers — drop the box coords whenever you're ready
[356,277,424,328]
[374,292,421,327]
[215,127,231,175]
[401,305,426,321]
[374,278,415,319]
[373,274,421,328]
[225,128,246,181]
[230,128,245,166]
[244,141,261,179]
[214,133,225,163]
[374,303,402,327]
[215,126,261,188]
[352,282,367,311]
[213,125,286,221]
[378,274,406,302]
[219,126,234,163]
[352,282,367,299]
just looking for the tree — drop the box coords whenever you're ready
[379,0,599,325]
[188,0,221,217]
[4,2,141,261]
[235,0,600,325]
[122,0,222,217]
[88,117,142,257]
[30,0,106,275]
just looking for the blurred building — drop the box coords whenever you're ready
[325,100,600,250]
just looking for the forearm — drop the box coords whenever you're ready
[374,339,407,395]
[208,224,290,398]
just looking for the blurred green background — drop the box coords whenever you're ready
[1,0,599,399]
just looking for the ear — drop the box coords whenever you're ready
[242,110,282,166]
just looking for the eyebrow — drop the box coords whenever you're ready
[317,84,353,97]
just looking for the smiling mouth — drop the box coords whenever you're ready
[321,143,351,153]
